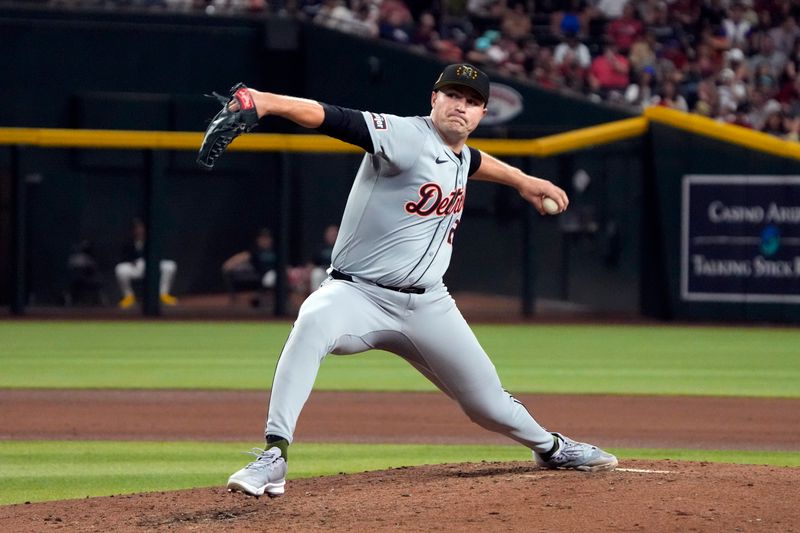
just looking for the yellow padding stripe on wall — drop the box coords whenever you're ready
[644,106,800,161]
[0,117,648,157]
[3,111,795,159]
[0,128,362,153]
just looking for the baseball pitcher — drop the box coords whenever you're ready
[198,63,617,498]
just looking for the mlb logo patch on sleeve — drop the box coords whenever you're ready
[371,113,388,131]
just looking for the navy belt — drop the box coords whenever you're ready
[330,269,425,294]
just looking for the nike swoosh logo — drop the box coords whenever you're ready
[435,156,448,164]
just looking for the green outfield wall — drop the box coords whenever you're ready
[1,6,798,322]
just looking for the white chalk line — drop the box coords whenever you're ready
[522,468,676,477]
[616,468,675,474]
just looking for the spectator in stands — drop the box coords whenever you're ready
[693,78,720,117]
[784,113,800,141]
[606,2,644,54]
[753,60,779,97]
[532,46,564,90]
[520,37,540,78]
[496,38,529,78]
[747,92,778,130]
[588,42,630,100]
[554,30,591,91]
[749,33,788,78]
[378,0,413,43]
[722,1,753,50]
[761,107,788,136]
[411,10,438,49]
[467,0,505,21]
[652,79,688,111]
[647,2,680,46]
[660,38,690,72]
[725,102,755,128]
[768,16,800,55]
[550,0,590,41]
[786,37,800,77]
[345,0,379,38]
[717,67,749,115]
[695,41,724,78]
[726,47,749,76]
[298,0,325,19]
[466,29,503,66]
[410,11,464,62]
[668,0,701,35]
[700,0,728,31]
[628,31,658,73]
[115,218,178,309]
[313,0,353,31]
[593,0,628,21]
[624,65,657,109]
[500,2,532,41]
[777,72,800,105]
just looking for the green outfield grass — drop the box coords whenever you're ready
[1,321,799,396]
[1,441,798,505]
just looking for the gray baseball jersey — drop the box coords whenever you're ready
[265,110,554,455]
[332,113,468,289]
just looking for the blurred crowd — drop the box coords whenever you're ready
[43,0,800,140]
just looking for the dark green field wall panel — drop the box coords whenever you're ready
[649,123,800,322]
[0,6,641,313]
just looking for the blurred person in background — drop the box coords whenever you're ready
[222,227,278,305]
[532,47,564,90]
[624,65,657,109]
[722,1,753,51]
[692,78,720,117]
[554,29,591,92]
[588,41,630,101]
[761,107,788,136]
[627,30,658,73]
[500,2,532,41]
[749,34,788,79]
[308,224,339,293]
[717,67,749,116]
[115,218,178,309]
[768,15,800,55]
[606,2,643,54]
[313,0,354,31]
[652,79,688,111]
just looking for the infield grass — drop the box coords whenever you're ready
[1,441,798,505]
[1,321,799,397]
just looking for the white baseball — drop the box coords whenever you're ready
[542,196,560,215]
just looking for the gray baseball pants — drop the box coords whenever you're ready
[265,276,555,453]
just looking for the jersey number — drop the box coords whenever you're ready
[448,219,461,245]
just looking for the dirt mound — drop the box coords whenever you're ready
[2,460,797,532]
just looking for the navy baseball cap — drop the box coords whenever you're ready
[433,64,490,104]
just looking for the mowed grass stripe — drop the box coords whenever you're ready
[1,322,798,397]
[1,441,798,505]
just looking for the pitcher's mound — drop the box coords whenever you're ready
[2,460,798,532]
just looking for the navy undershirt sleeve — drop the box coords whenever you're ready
[317,103,375,154]
[467,146,482,177]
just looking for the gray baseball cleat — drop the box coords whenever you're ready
[227,446,287,497]
[534,432,618,472]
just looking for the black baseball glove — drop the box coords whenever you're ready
[196,83,260,170]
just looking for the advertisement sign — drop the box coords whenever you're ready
[482,83,523,126]
[681,175,800,303]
